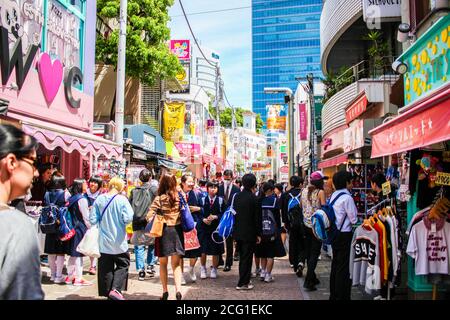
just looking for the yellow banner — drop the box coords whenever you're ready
[163,102,185,142]
[435,172,450,186]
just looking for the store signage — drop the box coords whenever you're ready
[346,94,368,124]
[266,105,286,131]
[280,166,289,174]
[343,120,364,152]
[143,133,156,152]
[401,15,450,106]
[163,102,185,142]
[170,40,190,60]
[362,0,401,22]
[382,181,391,196]
[171,61,190,94]
[267,145,273,157]
[323,138,333,150]
[370,98,450,158]
[299,103,307,141]
[435,172,450,186]
[175,142,201,156]
[133,149,147,160]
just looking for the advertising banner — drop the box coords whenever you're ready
[362,0,401,22]
[175,142,201,156]
[170,40,190,60]
[266,105,286,131]
[346,94,368,124]
[171,62,190,94]
[163,102,185,142]
[343,119,364,153]
[299,103,308,141]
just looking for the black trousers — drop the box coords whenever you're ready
[236,240,256,287]
[225,236,238,267]
[288,225,306,269]
[304,227,322,288]
[329,232,353,300]
[98,252,130,297]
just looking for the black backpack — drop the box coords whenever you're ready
[261,196,278,241]
[130,185,156,231]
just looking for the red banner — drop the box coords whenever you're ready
[346,93,368,124]
[299,103,307,141]
[370,89,450,158]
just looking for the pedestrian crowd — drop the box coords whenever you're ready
[0,124,361,300]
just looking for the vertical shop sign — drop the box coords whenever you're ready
[163,102,185,142]
[299,103,307,141]
[170,40,190,60]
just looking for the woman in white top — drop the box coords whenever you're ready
[300,171,327,291]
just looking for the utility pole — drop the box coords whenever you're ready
[115,0,128,145]
[307,73,317,173]
[287,94,295,177]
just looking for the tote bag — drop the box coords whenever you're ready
[184,227,200,251]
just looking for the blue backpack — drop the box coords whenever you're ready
[211,193,236,244]
[39,191,66,234]
[311,192,348,245]
[287,192,303,229]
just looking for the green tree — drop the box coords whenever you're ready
[255,113,264,133]
[96,0,182,85]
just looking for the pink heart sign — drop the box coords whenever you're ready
[38,52,63,104]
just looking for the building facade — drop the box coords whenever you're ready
[252,0,323,125]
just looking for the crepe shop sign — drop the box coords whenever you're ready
[0,26,82,108]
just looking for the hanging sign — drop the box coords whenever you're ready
[382,181,391,196]
[163,102,185,142]
[299,103,307,141]
[435,172,450,186]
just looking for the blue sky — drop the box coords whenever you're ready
[168,0,252,110]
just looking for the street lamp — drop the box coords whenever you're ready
[264,87,295,178]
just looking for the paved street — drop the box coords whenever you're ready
[41,247,307,300]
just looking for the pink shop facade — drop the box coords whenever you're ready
[0,0,121,183]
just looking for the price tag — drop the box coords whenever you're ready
[435,172,450,186]
[382,181,391,196]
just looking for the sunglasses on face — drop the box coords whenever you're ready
[20,156,38,170]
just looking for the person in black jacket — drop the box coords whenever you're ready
[280,175,306,277]
[218,169,241,271]
[233,174,262,290]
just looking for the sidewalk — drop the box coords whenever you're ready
[41,247,305,300]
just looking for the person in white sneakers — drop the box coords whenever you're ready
[199,181,226,280]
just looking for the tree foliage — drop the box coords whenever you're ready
[96,0,182,85]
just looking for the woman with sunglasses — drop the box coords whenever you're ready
[0,124,44,299]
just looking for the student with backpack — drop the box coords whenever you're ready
[280,175,305,277]
[255,183,286,283]
[199,181,227,279]
[43,172,71,284]
[328,170,358,300]
[179,174,203,283]
[300,171,327,291]
[65,179,93,286]
[129,169,158,281]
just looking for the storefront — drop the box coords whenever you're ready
[369,15,450,299]
[318,126,347,177]
[0,1,121,184]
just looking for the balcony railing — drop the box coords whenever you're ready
[323,56,397,104]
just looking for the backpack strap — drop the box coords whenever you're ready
[229,193,237,210]
[329,192,348,207]
[99,194,119,222]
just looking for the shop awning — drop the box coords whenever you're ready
[369,84,450,158]
[318,154,348,169]
[22,123,122,159]
[157,158,187,171]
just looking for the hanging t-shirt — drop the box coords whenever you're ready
[350,225,381,294]
[407,219,450,275]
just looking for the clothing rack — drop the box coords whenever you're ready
[366,199,391,217]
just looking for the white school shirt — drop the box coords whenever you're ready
[330,189,358,232]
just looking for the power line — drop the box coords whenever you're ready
[178,0,217,68]
[172,6,251,18]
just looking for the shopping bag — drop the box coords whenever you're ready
[76,225,100,258]
[179,192,195,232]
[184,227,200,251]
[144,213,164,238]
[130,229,155,246]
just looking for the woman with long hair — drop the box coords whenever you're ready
[300,171,327,291]
[179,174,203,284]
[146,173,184,300]
[89,177,134,300]
[66,179,92,286]
[0,124,43,299]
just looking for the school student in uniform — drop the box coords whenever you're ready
[199,181,227,279]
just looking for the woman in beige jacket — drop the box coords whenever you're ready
[146,173,184,300]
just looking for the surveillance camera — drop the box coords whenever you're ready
[397,23,412,43]
[392,60,408,75]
